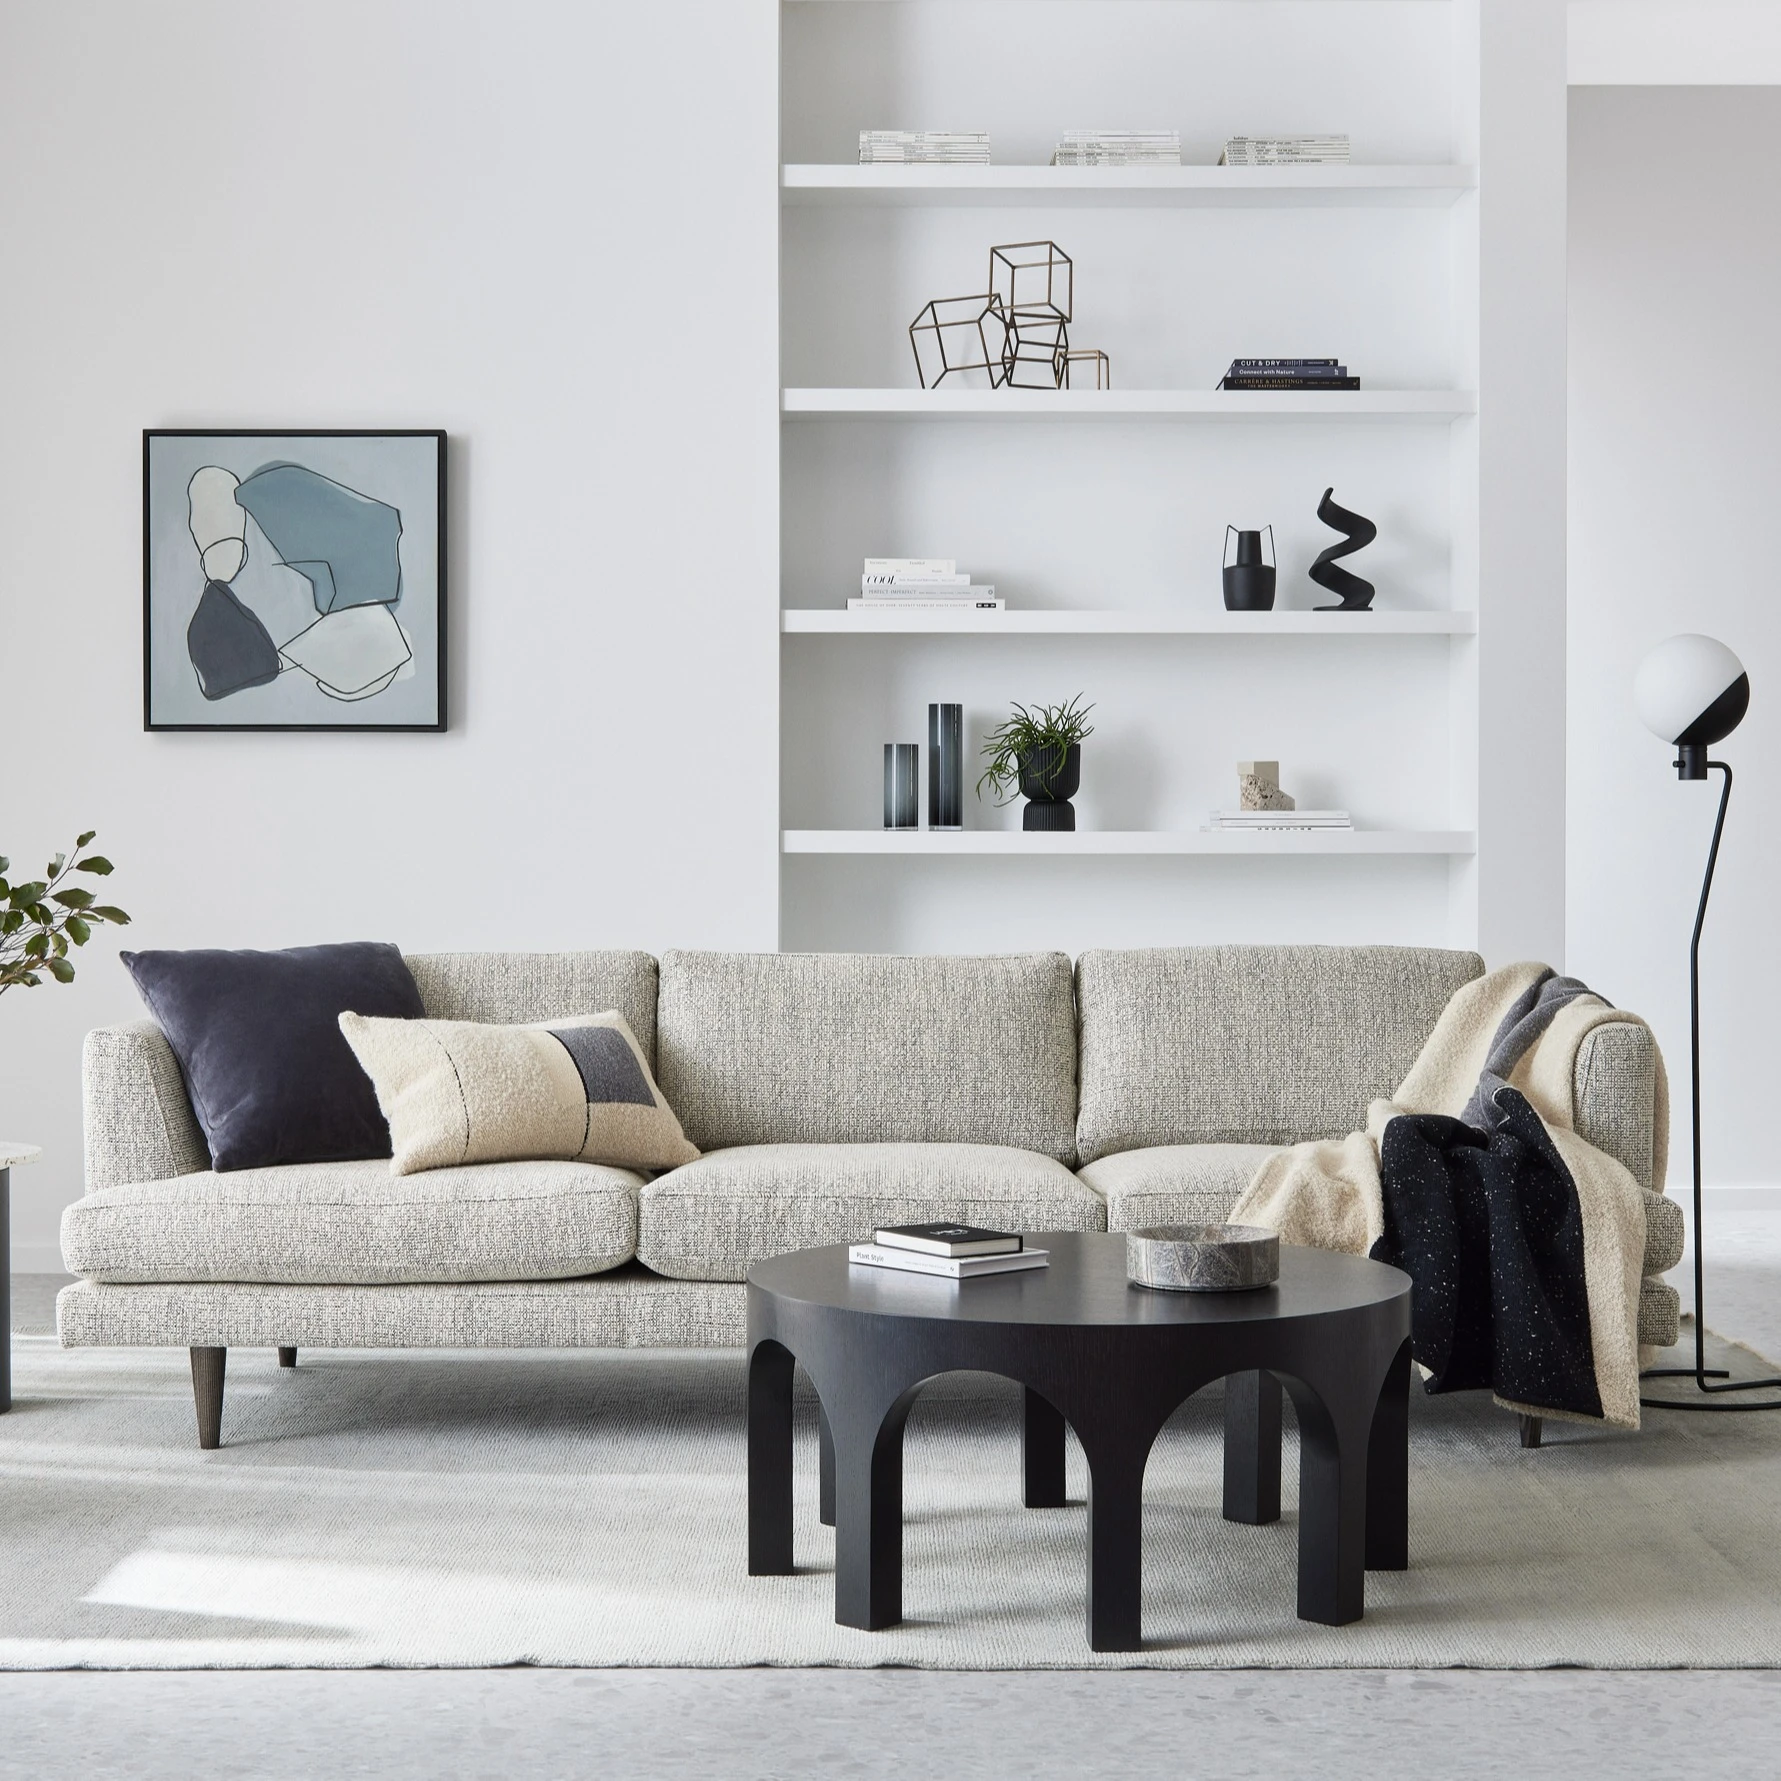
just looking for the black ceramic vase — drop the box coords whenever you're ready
[1018,743,1081,831]
[1222,525,1276,612]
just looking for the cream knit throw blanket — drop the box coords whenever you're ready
[1230,961,1669,1431]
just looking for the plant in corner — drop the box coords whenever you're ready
[0,832,130,995]
[977,694,1095,833]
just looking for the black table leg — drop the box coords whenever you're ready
[818,1397,836,1527]
[1365,1339,1411,1571]
[1023,1387,1067,1507]
[747,1340,796,1576]
[1286,1381,1368,1626]
[1222,1369,1281,1524]
[832,1393,916,1631]
[1082,1432,1149,1652]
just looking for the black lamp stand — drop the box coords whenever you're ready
[1641,751,1781,1411]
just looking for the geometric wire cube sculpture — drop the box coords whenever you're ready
[1004,311,1071,389]
[1063,347,1112,390]
[990,240,1073,323]
[910,293,1011,389]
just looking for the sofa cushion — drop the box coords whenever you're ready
[121,941,426,1172]
[1075,945,1485,1162]
[637,1142,1102,1282]
[60,1158,641,1285]
[403,951,661,1066]
[340,1012,697,1175]
[1077,1144,1279,1232]
[656,951,1079,1161]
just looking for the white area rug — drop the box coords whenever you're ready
[1,1333,1779,1670]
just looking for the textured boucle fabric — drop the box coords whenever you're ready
[638,1143,1102,1282]
[1643,1190,1685,1276]
[656,951,1079,1161]
[1639,1276,1680,1348]
[340,1011,697,1175]
[55,1266,744,1349]
[1573,1020,1659,1193]
[1074,945,1484,1163]
[1076,1144,1280,1232]
[83,1022,211,1190]
[403,951,660,1066]
[60,1158,643,1286]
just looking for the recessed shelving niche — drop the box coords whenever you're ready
[777,0,1487,955]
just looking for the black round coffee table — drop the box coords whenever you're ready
[747,1231,1412,1652]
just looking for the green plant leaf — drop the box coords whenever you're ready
[51,932,67,957]
[1,910,21,934]
[75,856,113,876]
[10,882,46,909]
[65,915,91,946]
[26,903,52,926]
[91,906,131,924]
[76,831,96,848]
[45,853,65,878]
[53,888,94,909]
[24,933,47,958]
[0,856,8,874]
[45,957,74,984]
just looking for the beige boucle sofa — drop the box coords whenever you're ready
[58,946,1683,1447]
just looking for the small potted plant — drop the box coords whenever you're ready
[977,695,1095,832]
[0,833,129,996]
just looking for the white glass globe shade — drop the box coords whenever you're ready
[1633,634,1749,745]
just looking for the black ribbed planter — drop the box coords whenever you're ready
[1018,743,1081,831]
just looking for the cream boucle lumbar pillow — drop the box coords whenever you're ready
[339,1010,699,1176]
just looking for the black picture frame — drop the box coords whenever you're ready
[143,429,447,732]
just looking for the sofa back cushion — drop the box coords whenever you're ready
[1075,945,1484,1163]
[403,951,659,1064]
[656,950,1079,1161]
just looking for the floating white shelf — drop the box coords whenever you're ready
[784,830,1477,857]
[782,163,1477,209]
[782,609,1476,636]
[782,389,1476,419]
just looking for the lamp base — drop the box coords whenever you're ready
[1675,743,1709,780]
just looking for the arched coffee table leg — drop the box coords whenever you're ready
[1366,1339,1412,1571]
[1283,1378,1369,1626]
[1223,1369,1282,1525]
[1023,1387,1068,1508]
[1080,1427,1155,1652]
[832,1391,919,1631]
[818,1399,836,1527]
[747,1340,796,1576]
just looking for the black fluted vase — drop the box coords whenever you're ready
[1018,743,1081,831]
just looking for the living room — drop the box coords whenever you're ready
[3,1,1779,1775]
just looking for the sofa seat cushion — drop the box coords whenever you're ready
[60,1158,642,1286]
[1077,1144,1279,1232]
[637,1143,1104,1283]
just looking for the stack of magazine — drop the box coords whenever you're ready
[850,558,1002,611]
[859,131,991,165]
[848,1224,1048,1279]
[1219,135,1350,166]
[1051,130,1180,166]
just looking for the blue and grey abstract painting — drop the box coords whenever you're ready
[144,431,445,729]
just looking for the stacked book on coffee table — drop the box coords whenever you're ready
[850,558,1002,611]
[848,1223,1048,1278]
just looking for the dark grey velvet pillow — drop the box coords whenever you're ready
[122,941,426,1172]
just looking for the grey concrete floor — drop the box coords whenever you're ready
[7,1222,1781,1779]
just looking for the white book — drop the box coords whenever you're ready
[863,558,956,576]
[848,597,1005,610]
[859,584,997,600]
[862,572,970,589]
[848,1244,1050,1279]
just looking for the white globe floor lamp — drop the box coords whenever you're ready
[1634,634,1781,1410]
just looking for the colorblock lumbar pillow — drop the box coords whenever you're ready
[339,1011,699,1176]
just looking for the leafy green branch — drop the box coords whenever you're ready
[976,695,1096,805]
[0,831,130,995]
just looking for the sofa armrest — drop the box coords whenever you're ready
[1572,1020,1659,1195]
[83,1021,209,1191]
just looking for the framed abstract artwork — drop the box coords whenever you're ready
[143,430,446,731]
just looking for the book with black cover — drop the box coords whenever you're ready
[873,1222,1023,1257]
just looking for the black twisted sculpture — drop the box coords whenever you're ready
[1309,487,1377,611]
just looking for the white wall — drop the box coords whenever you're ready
[0,0,780,1263]
[1568,85,1780,1191]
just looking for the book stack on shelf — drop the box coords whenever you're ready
[1051,130,1180,166]
[1208,809,1354,833]
[850,558,1003,611]
[859,131,991,165]
[1220,358,1359,391]
[848,1224,1048,1279]
[1219,135,1350,166]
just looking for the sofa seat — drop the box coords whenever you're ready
[637,1142,1103,1283]
[1076,1144,1279,1232]
[60,1158,643,1286]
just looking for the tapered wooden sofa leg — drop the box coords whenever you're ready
[191,1346,227,1449]
[278,1347,297,1369]
[1518,1413,1542,1449]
